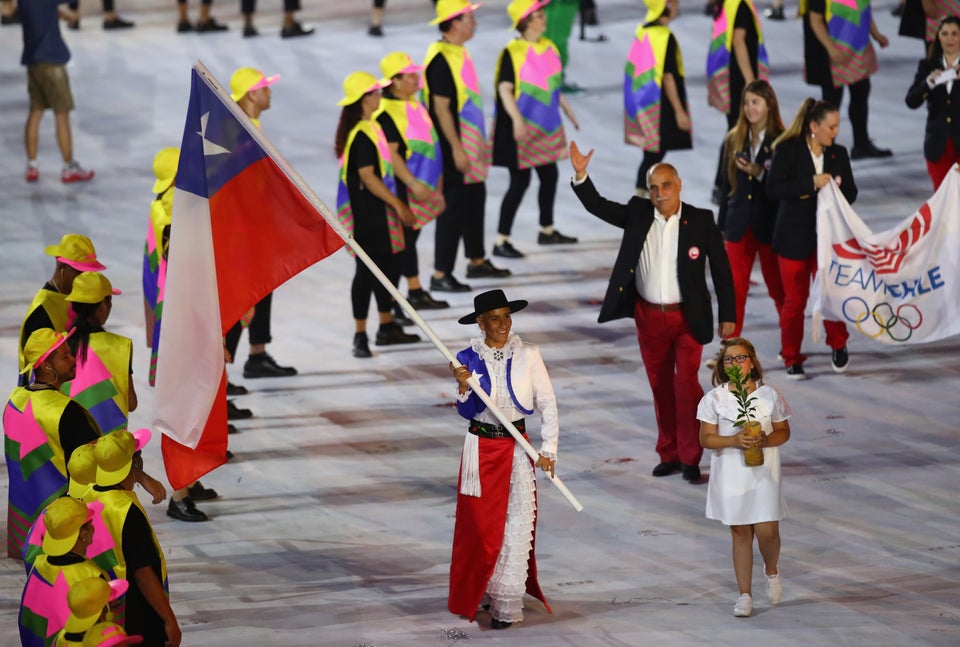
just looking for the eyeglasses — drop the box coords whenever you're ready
[721,355,750,365]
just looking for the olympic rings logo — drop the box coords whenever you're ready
[841,297,923,342]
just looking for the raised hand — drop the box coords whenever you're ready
[569,140,594,181]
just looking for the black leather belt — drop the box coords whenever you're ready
[469,418,525,439]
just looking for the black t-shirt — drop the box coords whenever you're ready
[20,283,58,350]
[346,131,392,255]
[58,399,101,467]
[425,53,463,185]
[729,3,759,117]
[377,93,409,205]
[492,52,518,168]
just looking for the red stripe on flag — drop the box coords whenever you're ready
[160,371,228,490]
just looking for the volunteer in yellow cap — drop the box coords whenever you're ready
[18,497,106,646]
[224,66,299,379]
[4,327,101,559]
[81,622,144,647]
[53,577,129,647]
[335,70,421,358]
[491,0,580,260]
[18,234,106,378]
[87,430,179,647]
[64,272,138,435]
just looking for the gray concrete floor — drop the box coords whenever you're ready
[1,1,958,645]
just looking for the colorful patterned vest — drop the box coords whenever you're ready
[336,119,405,254]
[19,289,75,375]
[706,0,770,114]
[4,388,74,558]
[376,96,445,228]
[143,190,172,387]
[424,41,491,183]
[624,24,679,152]
[925,0,960,42]
[825,0,877,87]
[498,37,568,170]
[19,556,106,647]
[64,332,132,435]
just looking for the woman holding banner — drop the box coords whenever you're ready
[767,98,856,380]
[448,289,557,630]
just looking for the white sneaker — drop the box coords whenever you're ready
[766,570,782,604]
[733,593,753,617]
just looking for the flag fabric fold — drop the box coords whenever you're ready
[153,64,345,489]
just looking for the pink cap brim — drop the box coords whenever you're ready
[132,428,152,452]
[248,73,280,93]
[35,327,76,368]
[397,63,423,75]
[58,257,107,272]
[432,2,482,24]
[108,578,129,602]
[98,635,144,647]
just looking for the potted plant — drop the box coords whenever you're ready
[725,363,764,467]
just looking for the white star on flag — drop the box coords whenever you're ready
[197,112,231,157]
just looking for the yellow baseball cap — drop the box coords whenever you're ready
[44,234,107,272]
[64,577,130,633]
[336,71,390,107]
[68,443,98,488]
[22,327,75,375]
[94,429,151,487]
[230,67,280,102]
[507,0,549,30]
[82,622,143,647]
[430,0,482,25]
[380,52,423,80]
[42,496,94,557]
[65,272,122,304]
[644,0,667,24]
[152,147,179,194]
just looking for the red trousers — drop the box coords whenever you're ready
[927,136,960,191]
[633,301,704,466]
[778,254,849,367]
[725,231,785,338]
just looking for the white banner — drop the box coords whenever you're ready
[812,166,960,345]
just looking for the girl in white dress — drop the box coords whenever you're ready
[697,337,791,618]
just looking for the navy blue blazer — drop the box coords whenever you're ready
[905,58,960,163]
[572,177,736,345]
[717,134,777,245]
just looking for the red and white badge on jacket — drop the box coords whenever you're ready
[688,246,701,260]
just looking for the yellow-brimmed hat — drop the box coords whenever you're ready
[644,0,667,24]
[230,67,280,102]
[64,577,129,634]
[65,272,122,304]
[41,497,94,557]
[380,52,423,80]
[94,429,151,487]
[22,327,75,375]
[44,234,106,272]
[82,622,143,647]
[430,0,482,25]
[152,147,179,194]
[507,0,549,30]
[336,71,390,107]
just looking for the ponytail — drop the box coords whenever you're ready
[773,97,837,149]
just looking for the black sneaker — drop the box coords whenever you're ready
[682,464,702,483]
[167,497,208,522]
[850,142,893,160]
[763,6,785,20]
[466,259,511,278]
[226,381,248,396]
[652,461,682,477]
[1,8,21,25]
[368,24,384,36]
[176,20,194,32]
[785,364,806,380]
[537,230,578,245]
[196,18,228,32]
[243,24,259,37]
[187,481,219,501]
[430,274,472,293]
[243,352,297,378]
[375,323,421,346]
[493,241,525,258]
[392,303,414,327]
[103,17,134,30]
[831,347,849,373]
[281,21,314,38]
[407,289,449,310]
[227,400,253,420]
[353,332,372,358]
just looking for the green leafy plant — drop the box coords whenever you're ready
[725,364,757,427]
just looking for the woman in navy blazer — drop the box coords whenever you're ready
[905,15,960,190]
[717,80,786,340]
[767,99,857,380]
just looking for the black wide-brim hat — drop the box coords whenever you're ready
[457,289,528,324]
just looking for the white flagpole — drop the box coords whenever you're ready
[193,62,584,512]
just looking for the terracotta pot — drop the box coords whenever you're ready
[742,420,764,467]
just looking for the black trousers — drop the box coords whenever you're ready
[498,163,559,235]
[636,150,667,190]
[352,252,400,320]
[68,0,115,11]
[224,292,273,358]
[434,181,486,275]
[240,0,300,13]
[821,78,871,149]
[400,225,421,279]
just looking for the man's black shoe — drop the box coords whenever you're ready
[196,18,228,32]
[225,450,234,460]
[652,461,682,477]
[228,424,239,435]
[281,21,314,38]
[226,381,248,396]
[103,17,134,30]
[831,346,850,373]
[392,303,414,326]
[408,289,449,309]
[227,400,253,420]
[243,352,297,378]
[538,230,579,245]
[353,332,372,358]
[187,482,219,501]
[466,259,511,278]
[167,497,208,522]
[763,6,785,20]
[375,323,420,346]
[850,142,893,160]
[243,24,259,37]
[493,241,525,258]
[430,274,472,293]
[176,20,194,32]
[682,464,702,483]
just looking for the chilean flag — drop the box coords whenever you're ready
[153,64,345,489]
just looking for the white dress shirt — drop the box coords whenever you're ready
[636,205,682,304]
